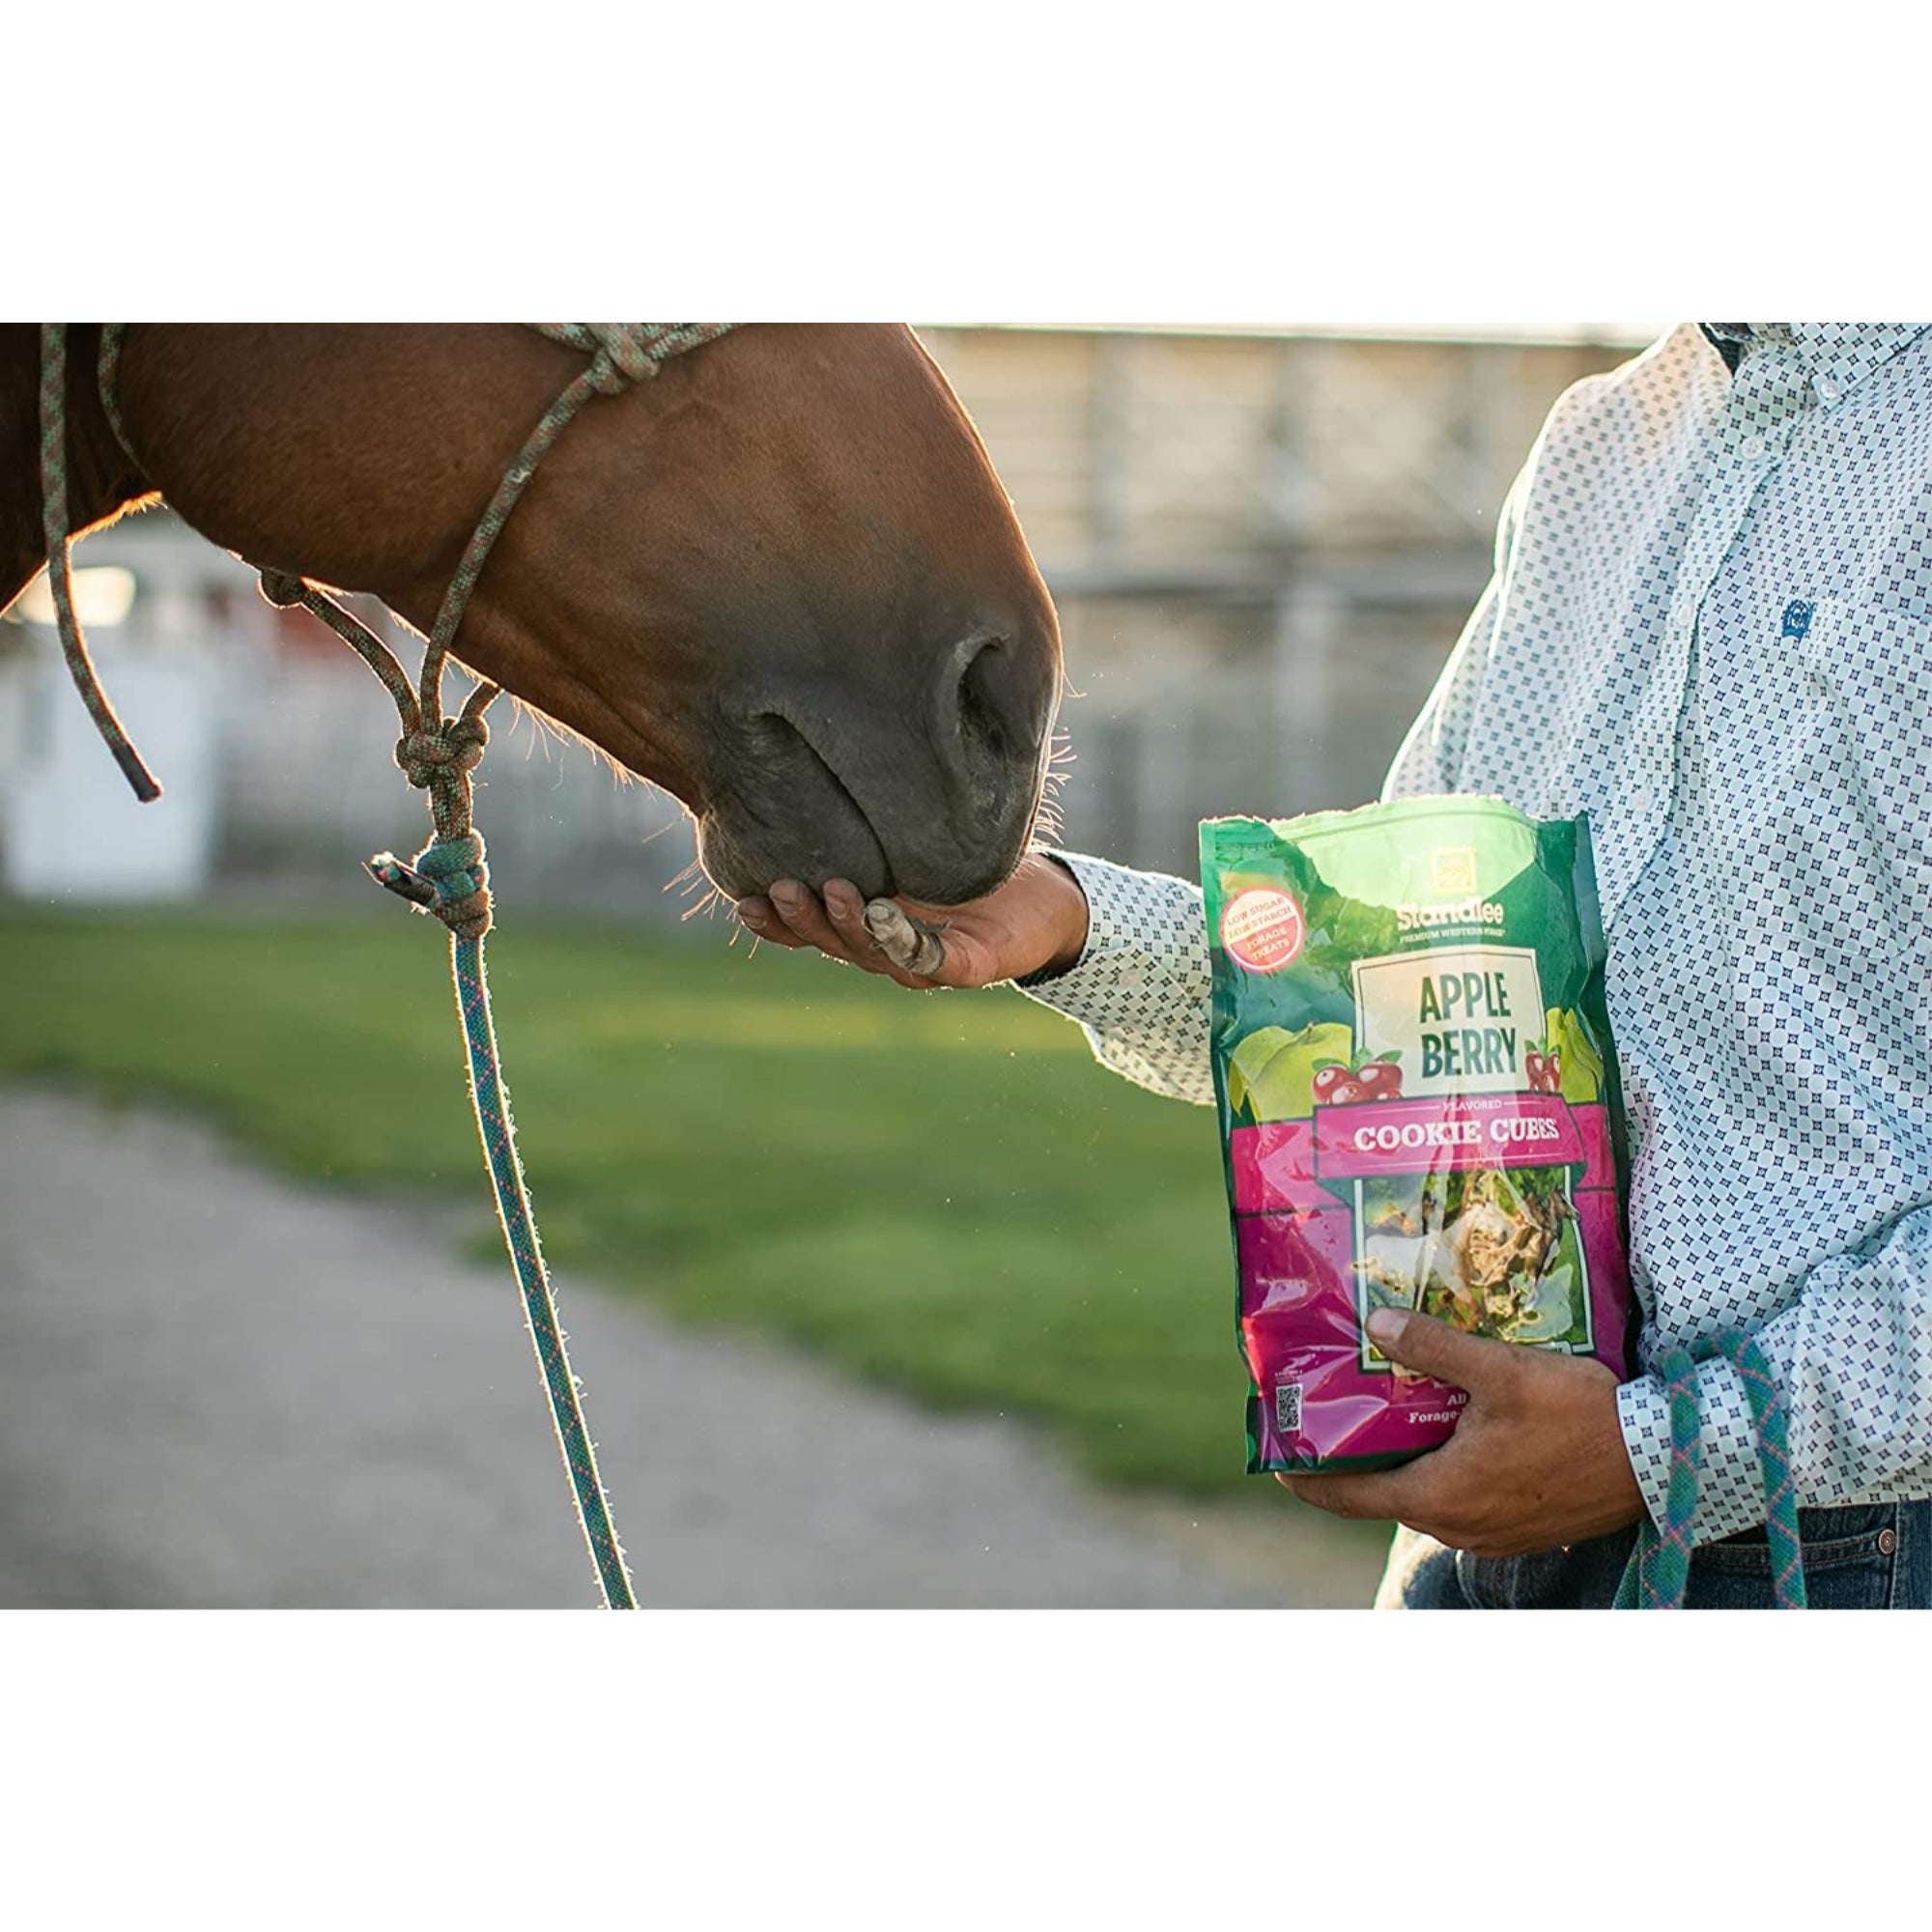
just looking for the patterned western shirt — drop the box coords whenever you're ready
[1020,323,1932,1546]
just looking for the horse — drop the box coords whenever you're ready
[2,324,1062,906]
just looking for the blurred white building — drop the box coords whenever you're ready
[0,511,699,919]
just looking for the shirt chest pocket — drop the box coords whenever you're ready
[1799,598,1932,882]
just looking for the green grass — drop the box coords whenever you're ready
[0,907,1268,1496]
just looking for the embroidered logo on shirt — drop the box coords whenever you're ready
[1781,598,1815,640]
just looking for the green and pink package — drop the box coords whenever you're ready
[1201,798,1634,1473]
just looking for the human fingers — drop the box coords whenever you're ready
[756,880,936,988]
[763,881,864,962]
[858,897,951,979]
[822,880,938,988]
[1275,1467,1416,1522]
[1365,1309,1524,1404]
[734,895,812,950]
[1269,1314,1515,1525]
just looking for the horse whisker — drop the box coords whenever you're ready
[679,883,730,923]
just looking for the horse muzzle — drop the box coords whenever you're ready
[695,639,1055,906]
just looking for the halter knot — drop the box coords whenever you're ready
[367,831,492,939]
[396,716,490,789]
[532,324,734,397]
[587,333,664,393]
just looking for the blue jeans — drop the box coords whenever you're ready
[1377,1500,1932,1608]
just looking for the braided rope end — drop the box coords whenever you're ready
[366,851,438,909]
[367,835,492,940]
[112,740,162,804]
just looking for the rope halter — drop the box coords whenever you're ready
[40,322,736,901]
[40,323,732,944]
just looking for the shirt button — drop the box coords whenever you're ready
[1878,1526,1898,1556]
[1741,437,1769,462]
[1814,374,1843,405]
[1631,786,1655,813]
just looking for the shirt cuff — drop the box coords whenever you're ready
[1615,1355,1783,1548]
[1009,849,1204,1016]
[1009,849,1216,1106]
[1010,851,1094,989]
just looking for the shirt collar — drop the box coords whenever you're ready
[1699,322,1929,394]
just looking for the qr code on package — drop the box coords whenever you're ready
[1274,1382,1302,1434]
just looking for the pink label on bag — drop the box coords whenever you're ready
[1313,1091,1589,1180]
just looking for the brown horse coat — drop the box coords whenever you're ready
[4,324,1061,903]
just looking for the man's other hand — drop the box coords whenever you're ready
[1276,1308,1647,1558]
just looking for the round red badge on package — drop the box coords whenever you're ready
[1220,887,1305,971]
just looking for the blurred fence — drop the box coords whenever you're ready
[922,326,1645,876]
[1,325,1649,913]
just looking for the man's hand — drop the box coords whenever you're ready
[1277,1308,1647,1557]
[733,852,1089,991]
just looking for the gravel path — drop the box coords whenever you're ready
[0,1090,1385,1608]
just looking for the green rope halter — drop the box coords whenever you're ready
[41,322,734,1608]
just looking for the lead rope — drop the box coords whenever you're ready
[36,325,160,801]
[1614,1329,1808,1609]
[42,323,735,1608]
[268,569,639,1607]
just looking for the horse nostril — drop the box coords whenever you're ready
[957,639,1009,758]
[951,633,1050,780]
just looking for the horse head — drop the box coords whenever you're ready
[474,324,1064,906]
[14,324,1063,906]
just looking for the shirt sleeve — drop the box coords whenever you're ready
[1010,849,1215,1107]
[1615,1206,1932,1545]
